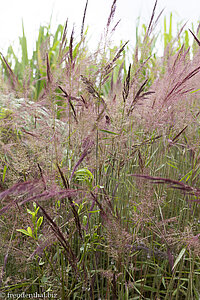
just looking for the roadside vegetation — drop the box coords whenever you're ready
[0,0,200,298]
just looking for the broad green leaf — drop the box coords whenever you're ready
[37,216,43,229]
[75,168,94,182]
[190,88,200,93]
[180,170,192,182]
[27,227,33,237]
[172,248,186,270]
[167,162,177,169]
[2,165,7,183]
[19,20,29,70]
[99,129,119,135]
[27,209,35,217]
[16,229,32,237]
[35,207,39,214]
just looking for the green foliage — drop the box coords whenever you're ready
[1,3,200,299]
[17,202,43,241]
[0,106,20,144]
[74,167,94,190]
[16,202,43,241]
[0,20,88,101]
[164,12,173,49]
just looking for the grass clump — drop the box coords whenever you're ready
[0,0,200,299]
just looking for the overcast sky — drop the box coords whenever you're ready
[0,0,200,57]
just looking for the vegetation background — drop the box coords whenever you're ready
[1,0,200,57]
[0,0,200,299]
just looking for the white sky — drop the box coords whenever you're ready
[0,0,200,57]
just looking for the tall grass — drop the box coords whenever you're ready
[0,0,200,299]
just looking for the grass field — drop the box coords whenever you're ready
[0,0,200,299]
